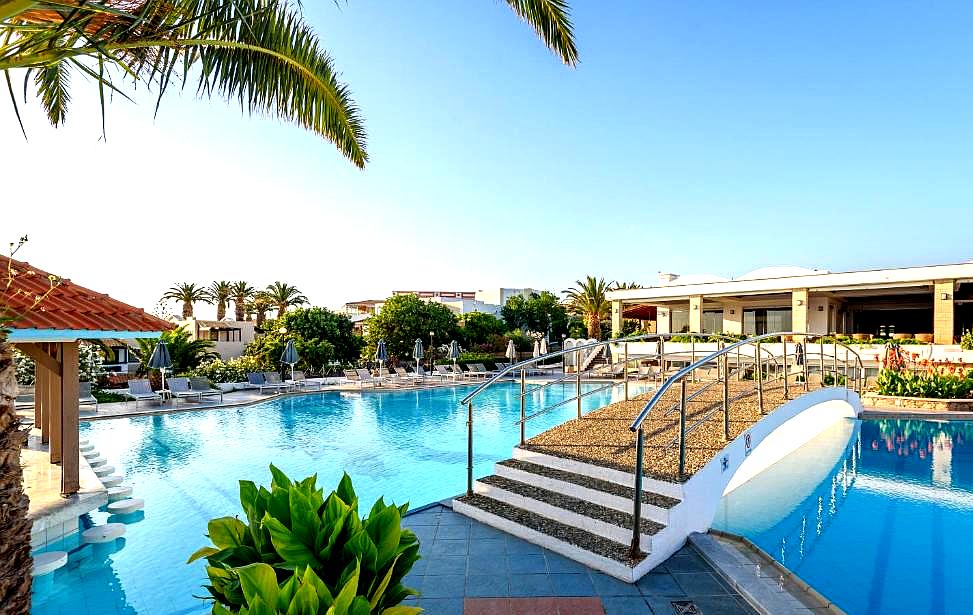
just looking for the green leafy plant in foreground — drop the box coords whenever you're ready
[189,467,421,615]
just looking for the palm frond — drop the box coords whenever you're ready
[504,0,577,66]
[33,55,69,124]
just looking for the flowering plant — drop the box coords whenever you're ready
[876,342,973,398]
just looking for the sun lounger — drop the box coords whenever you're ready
[355,368,382,388]
[189,377,224,402]
[472,363,499,378]
[434,365,460,381]
[289,370,321,390]
[395,367,423,384]
[446,365,468,380]
[78,382,99,411]
[168,377,203,403]
[462,364,486,380]
[262,372,292,393]
[125,379,163,407]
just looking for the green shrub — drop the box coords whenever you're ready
[191,356,269,383]
[875,367,973,399]
[189,467,420,615]
[822,373,846,386]
[92,390,127,403]
[962,329,973,351]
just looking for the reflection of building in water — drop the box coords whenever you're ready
[933,432,953,487]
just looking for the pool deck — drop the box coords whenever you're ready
[403,503,766,615]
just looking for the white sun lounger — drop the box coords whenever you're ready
[125,379,163,407]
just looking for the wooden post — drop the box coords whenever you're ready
[37,344,50,444]
[60,341,80,495]
[48,343,63,464]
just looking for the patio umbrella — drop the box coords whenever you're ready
[375,339,389,371]
[413,339,424,372]
[448,340,461,367]
[505,339,517,364]
[281,339,299,380]
[148,339,173,392]
[532,339,541,358]
[539,338,548,355]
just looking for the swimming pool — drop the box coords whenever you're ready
[33,381,643,615]
[713,417,973,615]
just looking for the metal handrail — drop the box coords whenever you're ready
[625,331,864,559]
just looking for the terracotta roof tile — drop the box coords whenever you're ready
[1,255,172,334]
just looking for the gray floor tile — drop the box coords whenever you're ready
[404,512,441,527]
[590,572,642,596]
[437,524,471,541]
[468,552,509,575]
[671,572,732,596]
[471,524,506,540]
[416,597,464,615]
[663,554,709,573]
[425,555,467,576]
[420,574,466,599]
[689,595,755,615]
[471,538,506,556]
[508,573,555,597]
[603,596,652,615]
[545,552,589,573]
[466,573,510,597]
[550,572,596,596]
[429,539,469,556]
[437,513,472,527]
[506,537,544,555]
[636,572,685,597]
[508,553,547,574]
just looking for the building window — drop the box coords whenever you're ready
[702,310,723,334]
[743,308,792,336]
[671,308,689,333]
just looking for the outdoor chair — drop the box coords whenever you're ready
[125,379,163,407]
[462,364,486,380]
[395,367,423,384]
[447,365,468,380]
[434,365,459,381]
[261,372,291,394]
[290,371,321,390]
[472,363,499,378]
[377,368,402,386]
[168,377,203,404]
[189,377,224,402]
[78,382,99,411]
[355,369,381,388]
[246,373,265,390]
[15,385,35,410]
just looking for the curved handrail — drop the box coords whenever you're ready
[628,331,864,432]
[459,331,748,405]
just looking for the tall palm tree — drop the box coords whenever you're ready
[161,283,211,319]
[208,281,233,321]
[612,281,643,290]
[230,281,255,322]
[265,281,307,318]
[251,291,273,328]
[1,0,577,167]
[563,276,611,340]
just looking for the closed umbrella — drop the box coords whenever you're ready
[281,339,299,380]
[539,338,548,355]
[413,339,424,372]
[448,340,461,368]
[532,339,541,358]
[505,339,517,364]
[375,340,389,372]
[148,339,173,392]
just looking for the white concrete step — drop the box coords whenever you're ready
[93,465,115,477]
[512,446,684,500]
[473,476,657,549]
[100,475,123,487]
[107,486,132,501]
[32,551,68,576]
[82,523,125,544]
[494,459,678,525]
[107,498,143,515]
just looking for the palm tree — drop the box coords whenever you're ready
[612,281,643,290]
[265,282,307,318]
[134,326,217,373]
[161,283,210,319]
[2,0,577,167]
[230,281,255,322]
[251,291,273,328]
[563,276,611,340]
[208,281,233,321]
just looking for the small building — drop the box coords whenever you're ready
[608,263,973,345]
[171,316,256,359]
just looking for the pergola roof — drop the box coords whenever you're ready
[2,255,171,341]
[622,304,657,320]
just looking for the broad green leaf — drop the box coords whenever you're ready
[238,563,279,607]
[213,603,236,615]
[240,480,259,517]
[368,554,400,611]
[277,573,299,610]
[365,506,401,570]
[344,530,378,576]
[302,565,334,608]
[270,464,293,489]
[290,486,321,547]
[367,497,386,520]
[335,472,357,509]
[331,562,360,615]
[379,606,423,615]
[209,517,248,549]
[262,513,321,568]
[348,596,370,615]
[246,595,277,615]
[287,582,320,615]
[187,545,220,564]
[268,485,293,527]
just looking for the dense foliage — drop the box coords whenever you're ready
[875,344,973,399]
[191,356,270,384]
[189,467,420,615]
[13,343,104,385]
[563,277,611,341]
[459,312,507,347]
[500,292,568,338]
[962,329,973,351]
[246,308,362,375]
[135,326,218,374]
[363,294,460,362]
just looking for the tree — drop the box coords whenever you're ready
[460,312,507,347]
[563,276,611,341]
[265,282,307,318]
[363,294,459,362]
[501,291,568,338]
[245,307,362,374]
[230,281,255,322]
[208,280,233,321]
[251,291,273,328]
[133,325,217,374]
[2,0,577,167]
[162,282,210,319]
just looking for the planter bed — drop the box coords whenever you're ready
[862,392,973,412]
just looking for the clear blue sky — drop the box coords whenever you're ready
[4,1,972,316]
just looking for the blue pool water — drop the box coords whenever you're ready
[33,381,641,615]
[713,418,973,615]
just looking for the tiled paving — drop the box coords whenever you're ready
[402,504,758,615]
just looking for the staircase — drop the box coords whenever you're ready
[453,447,688,582]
